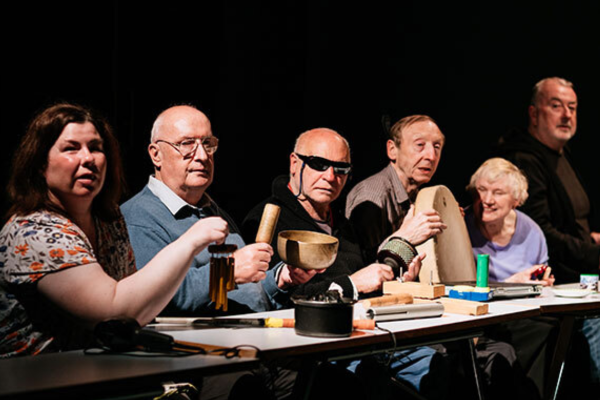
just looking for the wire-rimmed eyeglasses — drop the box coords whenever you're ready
[155,136,219,157]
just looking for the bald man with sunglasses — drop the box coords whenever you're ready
[242,128,423,303]
[241,128,454,400]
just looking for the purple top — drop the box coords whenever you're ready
[465,208,549,282]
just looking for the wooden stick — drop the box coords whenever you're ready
[255,203,281,244]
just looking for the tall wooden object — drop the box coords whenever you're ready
[414,185,476,284]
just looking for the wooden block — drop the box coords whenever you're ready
[383,281,445,299]
[359,293,413,309]
[415,297,488,316]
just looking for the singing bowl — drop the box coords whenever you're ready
[277,230,339,270]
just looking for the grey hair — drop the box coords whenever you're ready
[466,158,529,206]
[388,115,444,146]
[150,115,163,143]
[530,77,574,106]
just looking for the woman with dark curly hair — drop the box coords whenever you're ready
[0,103,228,357]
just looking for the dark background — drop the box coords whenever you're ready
[2,1,599,225]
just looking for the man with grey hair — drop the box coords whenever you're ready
[497,77,600,283]
[497,76,600,392]
[121,105,313,316]
[345,114,447,263]
[346,115,544,399]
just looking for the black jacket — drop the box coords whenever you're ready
[242,175,366,304]
[495,128,600,283]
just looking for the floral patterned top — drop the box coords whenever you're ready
[0,210,136,357]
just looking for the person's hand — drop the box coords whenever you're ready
[394,204,447,246]
[233,243,273,284]
[185,217,229,252]
[277,264,321,289]
[505,264,555,287]
[350,263,394,294]
[591,232,600,245]
[401,253,426,282]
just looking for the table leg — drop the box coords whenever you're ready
[291,359,319,400]
[458,338,485,400]
[544,314,575,400]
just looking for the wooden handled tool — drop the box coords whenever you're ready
[276,318,376,331]
[255,203,281,243]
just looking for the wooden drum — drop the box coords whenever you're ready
[414,185,476,284]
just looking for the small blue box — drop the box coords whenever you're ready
[449,289,492,302]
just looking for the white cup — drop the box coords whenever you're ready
[580,274,599,291]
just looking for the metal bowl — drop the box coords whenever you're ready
[277,230,339,270]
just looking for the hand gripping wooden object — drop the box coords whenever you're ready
[414,185,476,284]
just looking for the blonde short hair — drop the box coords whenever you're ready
[466,158,529,206]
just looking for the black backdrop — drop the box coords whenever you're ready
[2,1,599,225]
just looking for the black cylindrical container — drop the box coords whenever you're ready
[292,298,354,338]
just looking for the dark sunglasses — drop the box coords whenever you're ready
[295,153,352,175]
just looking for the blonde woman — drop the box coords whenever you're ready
[465,157,554,285]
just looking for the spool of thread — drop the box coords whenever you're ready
[476,254,489,288]
[377,237,418,278]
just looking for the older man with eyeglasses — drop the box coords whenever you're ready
[121,105,313,318]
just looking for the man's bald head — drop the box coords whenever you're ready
[289,127,351,220]
[293,128,351,162]
[148,105,215,205]
[151,105,211,143]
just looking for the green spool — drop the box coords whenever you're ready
[476,254,489,288]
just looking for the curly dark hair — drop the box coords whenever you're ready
[6,102,125,221]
